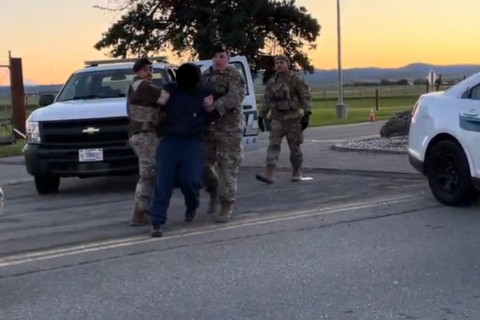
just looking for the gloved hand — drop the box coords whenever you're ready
[258,116,265,132]
[301,114,310,131]
[206,109,221,125]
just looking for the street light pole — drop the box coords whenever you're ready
[335,0,347,119]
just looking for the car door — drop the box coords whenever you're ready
[192,56,259,149]
[459,83,480,177]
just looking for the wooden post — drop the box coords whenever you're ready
[9,55,26,136]
[375,88,379,111]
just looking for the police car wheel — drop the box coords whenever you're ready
[34,175,60,195]
[425,139,475,206]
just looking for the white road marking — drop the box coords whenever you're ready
[0,193,427,268]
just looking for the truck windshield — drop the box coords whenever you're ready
[56,68,168,102]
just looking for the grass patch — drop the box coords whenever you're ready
[259,95,416,126]
[0,139,25,158]
[309,96,415,126]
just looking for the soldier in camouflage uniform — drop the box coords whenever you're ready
[201,43,246,223]
[255,55,312,184]
[127,57,170,226]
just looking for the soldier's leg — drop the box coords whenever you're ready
[149,136,178,236]
[178,139,204,222]
[285,118,304,181]
[215,134,243,223]
[255,119,284,184]
[129,132,158,226]
[203,128,219,214]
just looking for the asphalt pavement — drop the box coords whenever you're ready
[1,121,479,319]
[2,196,480,320]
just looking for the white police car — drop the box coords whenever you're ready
[408,73,480,206]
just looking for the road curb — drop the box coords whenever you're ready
[330,143,408,155]
[2,178,33,186]
[243,166,422,179]
[0,156,24,165]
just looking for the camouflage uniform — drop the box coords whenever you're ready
[127,77,169,225]
[201,65,246,222]
[256,65,312,183]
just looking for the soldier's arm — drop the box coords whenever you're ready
[295,76,312,115]
[212,70,246,116]
[131,79,170,106]
[259,81,273,118]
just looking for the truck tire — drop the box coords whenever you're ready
[425,139,475,206]
[34,176,60,195]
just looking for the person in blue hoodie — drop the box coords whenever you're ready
[149,62,219,237]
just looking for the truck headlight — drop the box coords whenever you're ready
[26,121,41,144]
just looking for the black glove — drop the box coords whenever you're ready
[258,116,265,132]
[301,114,309,131]
[206,109,221,125]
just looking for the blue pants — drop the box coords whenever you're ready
[149,135,204,226]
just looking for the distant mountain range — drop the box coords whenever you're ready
[1,62,479,95]
[299,63,480,86]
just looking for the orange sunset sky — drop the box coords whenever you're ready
[1,0,479,85]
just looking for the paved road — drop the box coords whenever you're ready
[2,121,480,318]
[0,121,425,257]
[2,195,480,320]
[0,168,426,257]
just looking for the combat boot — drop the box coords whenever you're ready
[130,208,150,226]
[206,187,219,214]
[150,224,163,237]
[291,168,302,182]
[216,201,233,223]
[255,165,275,184]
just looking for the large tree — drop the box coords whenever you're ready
[93,0,320,74]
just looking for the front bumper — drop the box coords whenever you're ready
[23,143,138,178]
[408,153,425,175]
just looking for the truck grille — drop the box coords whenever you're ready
[40,117,129,147]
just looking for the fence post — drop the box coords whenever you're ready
[375,89,379,111]
[9,55,26,137]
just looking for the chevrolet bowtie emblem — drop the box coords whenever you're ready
[82,127,100,134]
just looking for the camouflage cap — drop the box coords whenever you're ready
[212,42,228,54]
[274,55,290,65]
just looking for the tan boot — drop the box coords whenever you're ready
[255,165,275,184]
[216,201,233,223]
[291,168,302,182]
[130,209,150,226]
[206,187,219,215]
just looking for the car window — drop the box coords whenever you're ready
[56,68,167,102]
[470,85,480,100]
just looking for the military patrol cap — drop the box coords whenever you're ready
[274,55,290,65]
[133,57,152,72]
[212,42,228,54]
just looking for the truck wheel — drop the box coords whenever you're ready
[34,176,60,195]
[425,139,475,206]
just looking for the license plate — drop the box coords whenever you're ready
[78,148,103,162]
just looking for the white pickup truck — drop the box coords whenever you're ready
[408,72,480,206]
[24,56,259,195]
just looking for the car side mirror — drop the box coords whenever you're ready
[38,93,55,107]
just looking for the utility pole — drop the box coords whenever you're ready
[335,0,347,119]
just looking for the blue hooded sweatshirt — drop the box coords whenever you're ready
[161,82,213,140]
